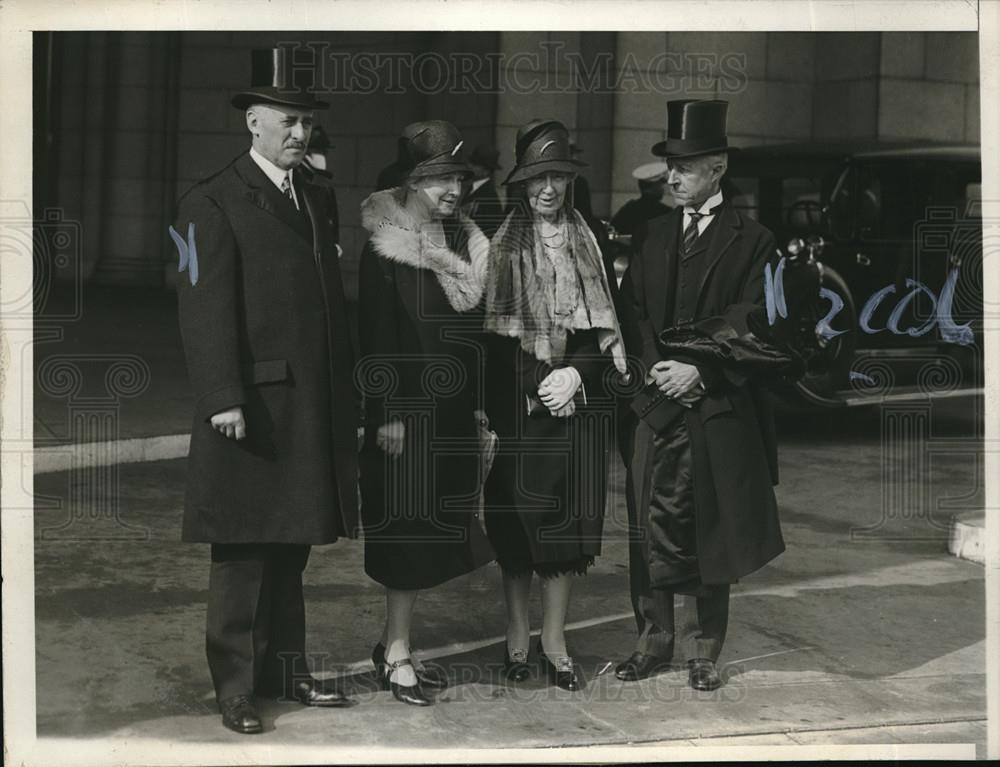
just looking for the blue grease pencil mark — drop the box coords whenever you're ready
[168,222,199,286]
[765,257,974,347]
[850,371,877,386]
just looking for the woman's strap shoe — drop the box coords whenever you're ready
[385,658,433,706]
[503,645,531,682]
[373,642,448,689]
[537,639,583,691]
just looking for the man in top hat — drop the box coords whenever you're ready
[172,46,359,734]
[463,143,506,238]
[615,99,785,690]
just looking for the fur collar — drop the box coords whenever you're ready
[361,189,489,312]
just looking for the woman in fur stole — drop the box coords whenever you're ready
[357,121,495,706]
[482,119,628,691]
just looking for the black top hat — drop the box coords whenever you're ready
[503,120,586,186]
[231,47,329,111]
[399,120,471,179]
[652,100,729,158]
[469,144,502,171]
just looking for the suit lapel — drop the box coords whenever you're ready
[694,202,742,312]
[647,209,681,330]
[235,154,313,244]
[300,180,327,253]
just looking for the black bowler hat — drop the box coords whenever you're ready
[400,120,471,179]
[503,119,586,186]
[469,143,502,171]
[231,47,329,111]
[652,99,729,158]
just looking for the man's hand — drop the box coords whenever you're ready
[210,406,246,440]
[376,420,405,457]
[647,360,702,399]
[538,366,581,413]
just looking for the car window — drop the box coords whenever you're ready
[828,166,855,240]
[782,177,823,230]
[855,163,914,241]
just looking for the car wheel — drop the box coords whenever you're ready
[793,265,857,399]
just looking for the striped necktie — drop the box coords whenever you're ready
[280,174,298,210]
[682,210,705,254]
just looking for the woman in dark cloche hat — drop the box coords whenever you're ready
[357,120,496,706]
[481,119,628,691]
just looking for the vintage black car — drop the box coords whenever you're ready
[724,141,983,406]
[605,141,984,407]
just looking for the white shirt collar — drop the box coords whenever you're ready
[685,189,724,216]
[249,146,294,192]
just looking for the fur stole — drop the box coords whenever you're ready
[361,188,489,313]
[484,207,628,375]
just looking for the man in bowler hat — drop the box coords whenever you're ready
[173,47,359,733]
[616,99,785,690]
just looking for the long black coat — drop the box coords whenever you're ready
[620,200,785,583]
[356,195,494,590]
[483,330,616,569]
[174,153,358,544]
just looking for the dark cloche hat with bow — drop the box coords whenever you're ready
[503,119,587,186]
[399,120,471,179]
[652,99,730,158]
[231,47,329,111]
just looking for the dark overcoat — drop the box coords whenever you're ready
[464,178,506,239]
[174,152,358,544]
[621,200,785,583]
[356,191,495,590]
[483,329,616,568]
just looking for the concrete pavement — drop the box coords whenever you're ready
[33,398,987,758]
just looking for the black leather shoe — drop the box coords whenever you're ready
[688,658,722,691]
[373,642,448,689]
[382,657,433,706]
[219,695,262,735]
[615,651,672,681]
[289,678,355,707]
[503,645,531,682]
[538,639,582,691]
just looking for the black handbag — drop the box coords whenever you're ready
[629,381,689,433]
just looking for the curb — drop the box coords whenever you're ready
[948,511,985,565]
[32,427,368,475]
[33,434,191,475]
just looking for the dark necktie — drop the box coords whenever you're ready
[280,174,299,210]
[683,203,722,255]
[682,210,705,254]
